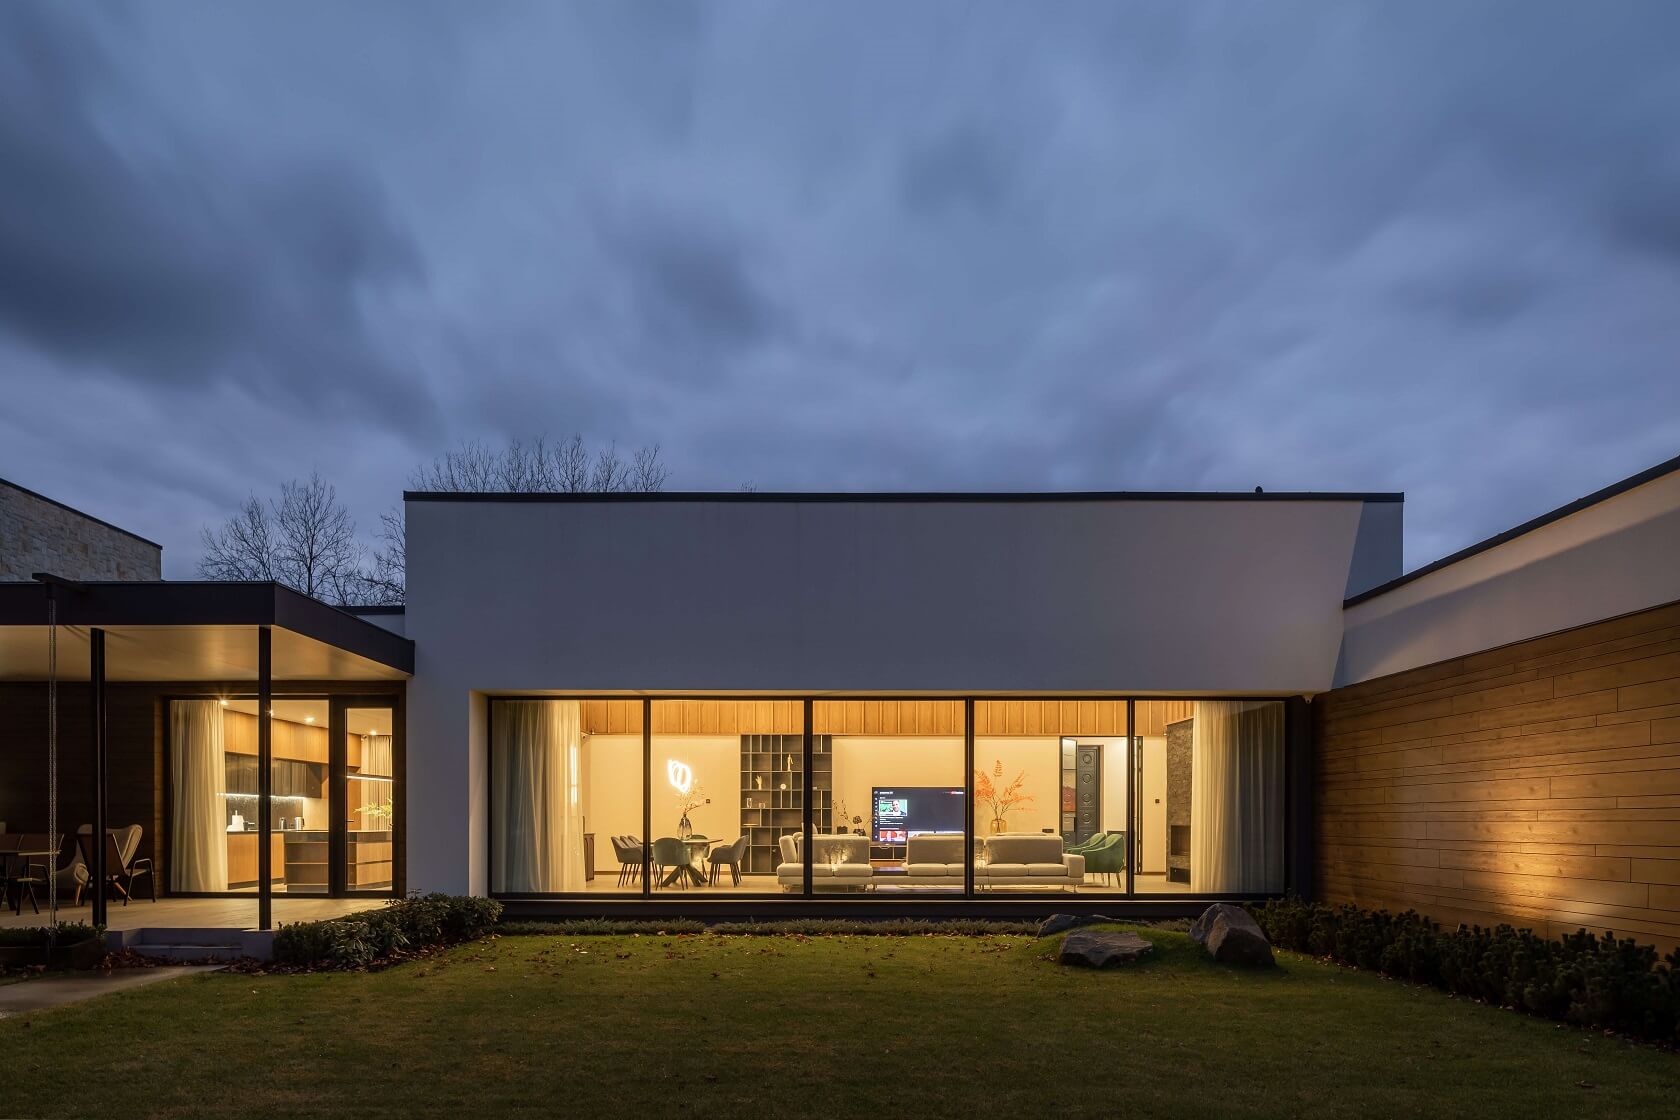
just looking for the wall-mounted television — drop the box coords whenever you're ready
[872,786,965,844]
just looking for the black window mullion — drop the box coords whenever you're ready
[642,699,652,899]
[963,698,975,898]
[1125,698,1136,898]
[802,700,813,898]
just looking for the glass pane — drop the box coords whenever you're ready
[491,699,645,895]
[652,700,801,894]
[344,707,394,892]
[973,700,1128,896]
[269,699,329,895]
[1134,700,1284,894]
[815,700,965,896]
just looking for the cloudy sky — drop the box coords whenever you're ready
[2,2,1677,578]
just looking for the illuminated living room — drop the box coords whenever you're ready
[487,698,1284,898]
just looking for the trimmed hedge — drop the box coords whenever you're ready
[1251,898,1680,1045]
[272,894,501,969]
[0,922,101,947]
[495,917,1041,937]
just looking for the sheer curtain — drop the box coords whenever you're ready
[170,700,229,891]
[491,700,586,893]
[1190,700,1284,894]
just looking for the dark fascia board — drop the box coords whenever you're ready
[405,489,1405,504]
[0,476,163,550]
[1345,450,1680,608]
[0,580,414,674]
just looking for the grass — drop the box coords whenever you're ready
[0,927,1674,1119]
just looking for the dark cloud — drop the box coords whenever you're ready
[0,1,1677,578]
[0,5,428,423]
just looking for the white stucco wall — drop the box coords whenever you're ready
[1338,465,1680,686]
[402,495,1395,894]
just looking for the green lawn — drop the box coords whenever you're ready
[1,927,1674,1119]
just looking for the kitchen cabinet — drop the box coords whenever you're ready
[226,832,285,889]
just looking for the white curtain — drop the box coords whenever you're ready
[170,700,229,891]
[491,700,586,893]
[1190,700,1284,894]
[357,733,394,830]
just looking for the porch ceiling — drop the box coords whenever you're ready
[0,581,411,682]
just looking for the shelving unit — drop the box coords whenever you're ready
[740,734,831,874]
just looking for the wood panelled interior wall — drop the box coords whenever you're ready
[574,698,1192,737]
[1316,600,1680,951]
[815,701,964,736]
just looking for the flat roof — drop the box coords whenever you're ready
[0,579,413,679]
[0,476,163,550]
[1345,451,1680,608]
[405,489,1404,504]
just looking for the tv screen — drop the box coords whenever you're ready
[872,786,965,844]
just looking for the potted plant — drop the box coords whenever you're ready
[974,760,1034,834]
[0,922,106,970]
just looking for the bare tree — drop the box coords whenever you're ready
[411,434,668,496]
[358,507,407,607]
[198,471,365,604]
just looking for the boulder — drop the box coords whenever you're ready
[1190,903,1274,967]
[1057,929,1154,968]
[1037,913,1121,938]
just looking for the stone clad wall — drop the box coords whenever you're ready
[0,479,161,581]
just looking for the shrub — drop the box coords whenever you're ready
[1250,897,1680,1045]
[493,917,1040,937]
[0,922,102,947]
[272,893,502,969]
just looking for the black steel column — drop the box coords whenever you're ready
[257,627,273,930]
[641,699,652,898]
[963,699,975,898]
[802,701,813,898]
[89,628,108,927]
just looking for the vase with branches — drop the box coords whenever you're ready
[675,785,710,840]
[974,760,1034,834]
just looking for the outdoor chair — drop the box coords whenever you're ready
[6,833,62,915]
[707,835,749,886]
[80,825,156,905]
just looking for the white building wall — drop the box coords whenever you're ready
[1338,464,1680,686]
[403,495,1395,894]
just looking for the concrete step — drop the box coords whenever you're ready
[107,927,274,961]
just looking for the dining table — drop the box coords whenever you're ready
[658,836,715,888]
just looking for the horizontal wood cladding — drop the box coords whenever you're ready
[1317,600,1680,951]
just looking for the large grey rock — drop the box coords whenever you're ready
[1037,913,1121,938]
[1190,903,1274,967]
[1057,930,1154,968]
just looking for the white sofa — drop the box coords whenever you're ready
[978,833,1084,889]
[886,833,1085,890]
[776,834,873,892]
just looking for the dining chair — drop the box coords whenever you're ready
[650,837,688,889]
[707,835,750,887]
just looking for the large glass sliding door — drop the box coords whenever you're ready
[168,694,400,898]
[483,695,1288,902]
[974,701,1129,896]
[1133,700,1284,895]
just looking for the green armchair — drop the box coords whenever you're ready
[1065,832,1110,856]
[1081,833,1126,887]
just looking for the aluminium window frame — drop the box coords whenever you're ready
[481,693,1294,907]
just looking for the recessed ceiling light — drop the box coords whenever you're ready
[305,716,315,723]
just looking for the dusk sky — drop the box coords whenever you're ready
[2,2,1677,578]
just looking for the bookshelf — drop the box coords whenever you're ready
[740,734,831,875]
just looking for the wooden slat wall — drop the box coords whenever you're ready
[813,700,964,736]
[972,699,1132,736]
[1316,600,1680,952]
